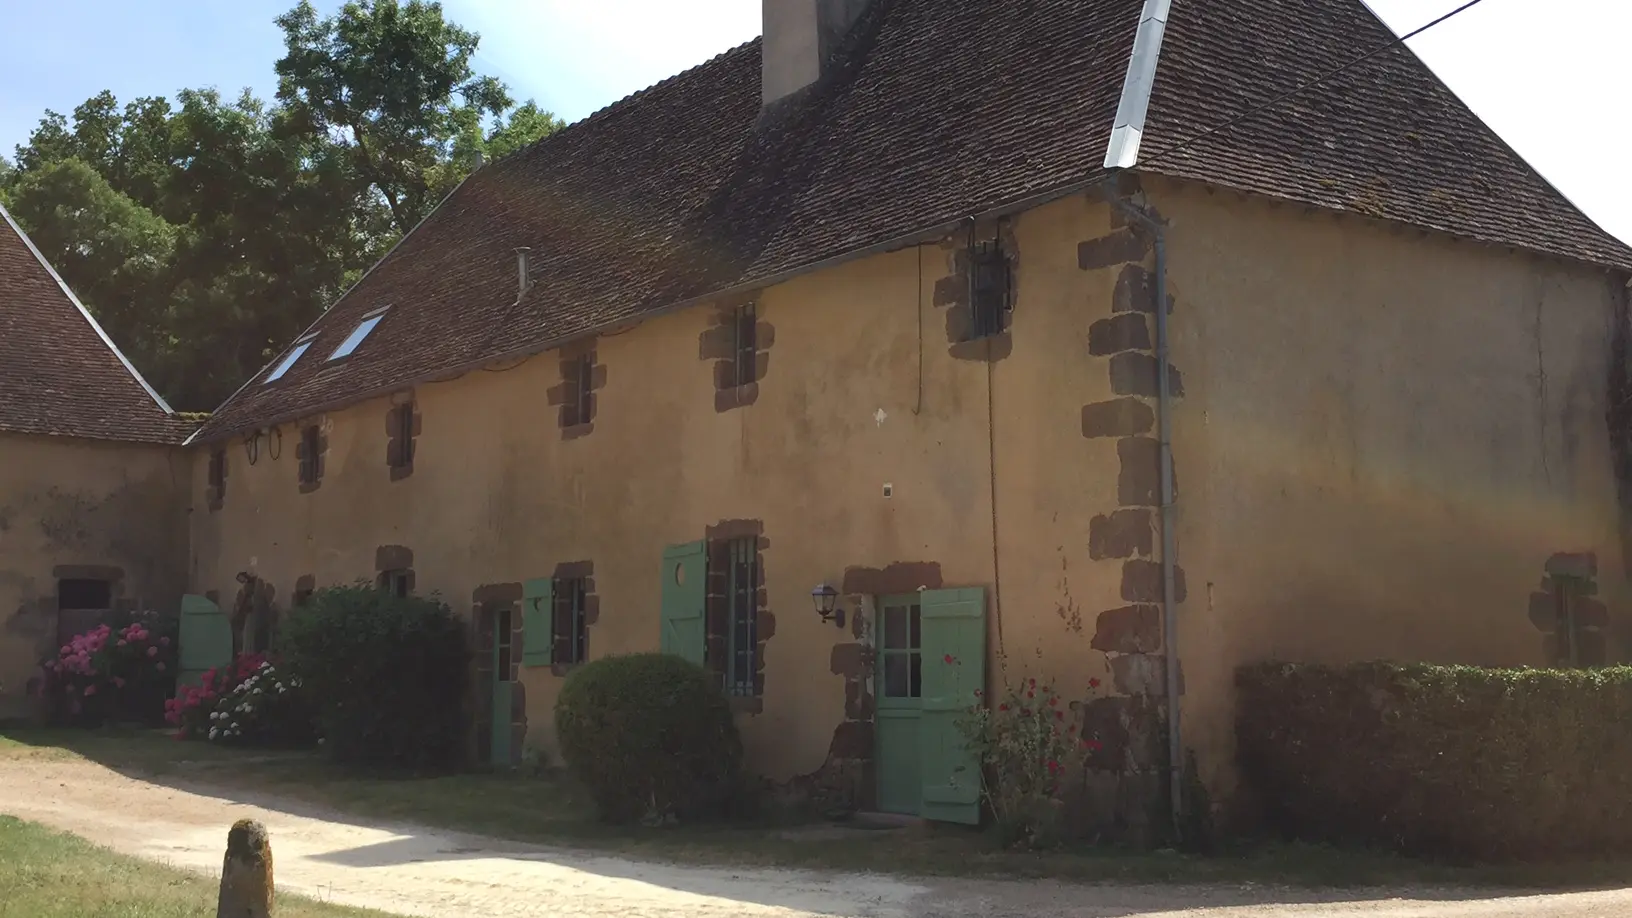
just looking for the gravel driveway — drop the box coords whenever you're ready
[2,757,1629,917]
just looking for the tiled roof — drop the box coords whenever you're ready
[192,0,1632,443]
[1137,0,1632,270]
[0,203,193,445]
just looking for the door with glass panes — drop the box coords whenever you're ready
[874,588,986,824]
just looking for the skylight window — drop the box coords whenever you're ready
[329,307,389,361]
[264,339,315,383]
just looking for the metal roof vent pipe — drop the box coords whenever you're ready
[514,247,532,302]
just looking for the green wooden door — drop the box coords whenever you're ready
[919,587,986,825]
[660,541,707,666]
[178,594,232,690]
[875,594,924,815]
[490,604,515,767]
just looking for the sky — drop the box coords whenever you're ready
[1,0,1627,243]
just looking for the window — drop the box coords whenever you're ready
[730,303,756,388]
[329,307,388,360]
[879,599,923,699]
[968,239,1012,339]
[563,355,594,428]
[207,448,227,508]
[58,579,112,611]
[552,577,588,665]
[724,536,758,696]
[298,425,321,486]
[388,402,415,470]
[264,338,315,383]
[379,570,410,598]
[495,605,514,676]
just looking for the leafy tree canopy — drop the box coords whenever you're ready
[3,0,562,411]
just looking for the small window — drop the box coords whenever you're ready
[495,605,514,676]
[264,338,315,383]
[379,570,410,598]
[298,425,321,486]
[58,579,112,611]
[207,448,227,506]
[552,577,588,665]
[724,536,759,696]
[574,356,593,425]
[969,239,1012,339]
[388,402,415,470]
[329,308,388,360]
[731,303,756,388]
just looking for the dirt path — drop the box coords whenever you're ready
[2,758,1630,917]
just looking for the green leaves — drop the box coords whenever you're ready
[5,0,560,412]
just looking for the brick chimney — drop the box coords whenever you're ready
[762,0,870,109]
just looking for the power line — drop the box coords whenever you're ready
[1137,0,1492,169]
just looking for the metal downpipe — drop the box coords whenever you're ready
[1106,194,1182,840]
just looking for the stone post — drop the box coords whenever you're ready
[216,819,273,918]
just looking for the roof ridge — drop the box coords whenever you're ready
[0,199,175,418]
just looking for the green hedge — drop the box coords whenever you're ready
[555,653,743,824]
[1236,662,1632,861]
[276,585,469,770]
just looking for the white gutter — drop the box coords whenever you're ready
[1103,0,1172,170]
[0,200,175,415]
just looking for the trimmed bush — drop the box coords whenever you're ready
[276,584,468,769]
[1236,661,1632,861]
[554,652,743,824]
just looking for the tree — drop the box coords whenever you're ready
[5,0,561,411]
[276,0,510,235]
[4,158,176,357]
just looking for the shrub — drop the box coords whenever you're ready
[1236,661,1632,861]
[166,652,269,739]
[40,612,178,726]
[276,584,468,769]
[165,653,316,748]
[954,674,1101,848]
[203,661,318,747]
[554,653,743,824]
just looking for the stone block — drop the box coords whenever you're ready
[1081,398,1154,439]
[1088,313,1151,356]
[1109,352,1184,398]
[1091,604,1162,653]
[1090,509,1154,560]
[1545,552,1597,580]
[1120,559,1186,603]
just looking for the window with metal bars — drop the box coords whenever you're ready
[552,577,588,665]
[298,425,321,486]
[731,303,757,388]
[724,536,759,696]
[388,402,415,470]
[968,239,1012,339]
[564,355,594,427]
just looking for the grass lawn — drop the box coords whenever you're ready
[3,727,1628,890]
[0,814,401,918]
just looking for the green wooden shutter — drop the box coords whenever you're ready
[919,587,987,825]
[660,541,708,666]
[178,594,232,690]
[521,577,554,667]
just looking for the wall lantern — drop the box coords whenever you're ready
[811,583,844,628]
